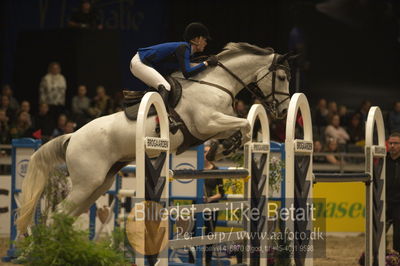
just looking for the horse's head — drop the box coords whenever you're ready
[216,43,296,119]
[252,52,295,119]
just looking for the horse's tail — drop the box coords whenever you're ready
[16,134,71,234]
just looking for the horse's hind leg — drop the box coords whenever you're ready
[56,159,111,217]
[71,161,128,216]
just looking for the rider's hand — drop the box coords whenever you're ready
[206,55,218,67]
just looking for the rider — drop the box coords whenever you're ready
[126,22,219,132]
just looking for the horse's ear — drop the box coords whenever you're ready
[276,51,294,64]
[288,54,301,61]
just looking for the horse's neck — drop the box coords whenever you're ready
[207,54,274,97]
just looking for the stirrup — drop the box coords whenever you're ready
[169,119,183,134]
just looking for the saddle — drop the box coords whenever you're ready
[124,76,182,120]
[124,76,203,154]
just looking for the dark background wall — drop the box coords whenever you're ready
[1,0,399,111]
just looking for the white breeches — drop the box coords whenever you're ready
[130,53,171,91]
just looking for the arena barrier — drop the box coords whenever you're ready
[3,138,41,261]
[130,92,271,266]
[285,93,386,266]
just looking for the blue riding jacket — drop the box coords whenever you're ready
[138,42,206,79]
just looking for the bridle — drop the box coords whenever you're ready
[179,53,291,119]
[216,53,291,119]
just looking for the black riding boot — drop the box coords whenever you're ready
[158,85,182,134]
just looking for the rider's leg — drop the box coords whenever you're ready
[130,53,181,132]
[130,53,171,91]
[157,84,182,134]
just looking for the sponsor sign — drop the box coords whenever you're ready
[314,182,365,232]
[251,143,269,154]
[294,140,313,154]
[145,137,169,150]
[372,145,386,157]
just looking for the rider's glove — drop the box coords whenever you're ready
[206,55,219,67]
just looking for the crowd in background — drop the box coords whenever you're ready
[0,62,124,146]
[236,96,400,166]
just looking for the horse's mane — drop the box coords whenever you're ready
[217,42,274,60]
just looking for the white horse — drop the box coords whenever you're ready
[16,42,293,234]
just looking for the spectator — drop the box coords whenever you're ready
[388,100,400,133]
[33,103,54,142]
[313,140,327,163]
[9,111,34,139]
[314,98,329,127]
[39,62,67,118]
[347,113,365,145]
[1,84,19,111]
[64,121,76,134]
[0,110,10,144]
[324,138,341,165]
[327,100,338,118]
[113,91,124,111]
[71,85,91,128]
[358,100,371,123]
[386,131,400,252]
[324,114,350,145]
[0,95,16,121]
[51,114,68,138]
[68,0,103,30]
[338,104,350,127]
[88,86,113,118]
[20,100,33,124]
[20,100,31,114]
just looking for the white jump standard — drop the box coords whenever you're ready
[285,93,386,266]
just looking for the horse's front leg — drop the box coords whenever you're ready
[198,112,251,143]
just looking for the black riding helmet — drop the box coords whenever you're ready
[183,22,211,42]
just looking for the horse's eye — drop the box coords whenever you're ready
[278,75,286,81]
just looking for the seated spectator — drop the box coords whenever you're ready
[357,100,371,124]
[51,114,68,138]
[68,0,103,30]
[324,114,350,145]
[1,95,16,121]
[388,100,400,133]
[88,86,113,118]
[9,111,34,139]
[33,103,55,143]
[313,140,327,163]
[20,100,32,123]
[338,104,350,127]
[64,121,76,134]
[0,110,10,144]
[324,138,341,165]
[347,113,365,145]
[113,91,124,111]
[327,100,338,118]
[39,62,67,119]
[71,85,91,128]
[2,84,19,111]
[314,98,329,127]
